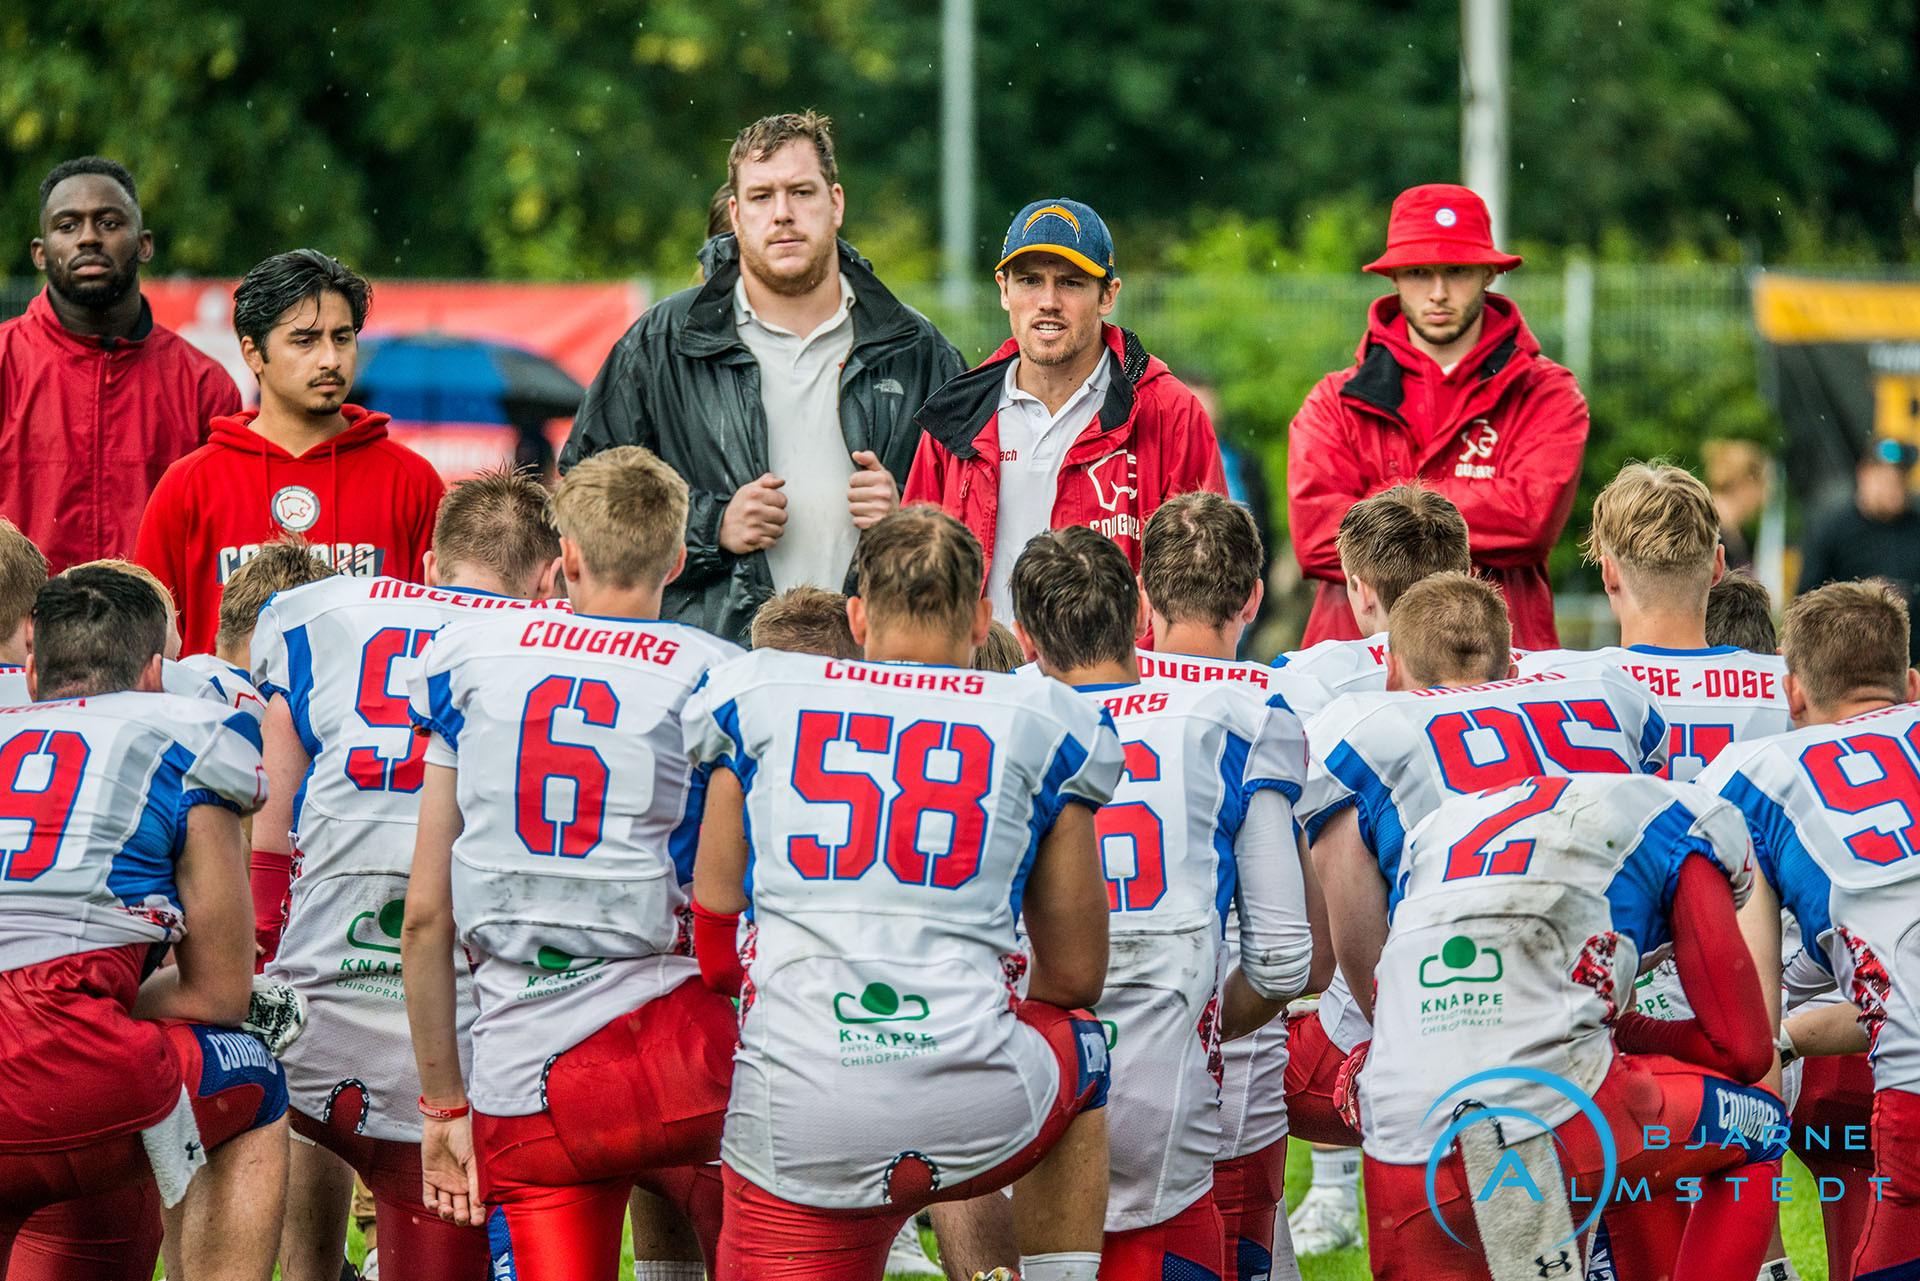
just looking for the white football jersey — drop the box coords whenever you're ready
[0,692,265,972]
[1079,679,1309,1229]
[1303,664,1667,1051]
[1519,645,1790,782]
[0,665,23,705]
[0,661,226,709]
[411,610,739,1116]
[1698,703,1920,1093]
[177,654,268,725]
[683,649,1123,1209]
[1362,775,1752,1163]
[1277,634,1528,718]
[252,577,568,881]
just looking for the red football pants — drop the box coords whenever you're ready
[1791,1052,1876,1281]
[715,1001,1109,1281]
[1104,1191,1226,1280]
[1281,1010,1362,1147]
[1213,1138,1287,1281]
[1852,1086,1920,1280]
[472,978,735,1281]
[294,1084,491,1281]
[1363,1055,1780,1281]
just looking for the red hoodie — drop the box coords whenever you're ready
[1287,293,1588,650]
[135,406,444,654]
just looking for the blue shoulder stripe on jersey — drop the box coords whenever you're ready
[1213,729,1252,923]
[220,711,264,754]
[1302,793,1356,844]
[109,742,196,906]
[1718,773,1836,975]
[1638,702,1671,774]
[668,765,707,885]
[280,625,324,759]
[1323,741,1407,902]
[411,668,464,753]
[1608,800,1711,956]
[707,698,758,911]
[1015,730,1093,919]
[1270,654,1292,670]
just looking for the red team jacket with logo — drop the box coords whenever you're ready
[135,406,443,654]
[1286,293,1589,650]
[903,323,1226,586]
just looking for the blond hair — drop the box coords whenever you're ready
[549,446,689,589]
[218,540,336,659]
[1583,462,1719,606]
[1782,580,1911,712]
[0,518,48,643]
[973,620,1024,673]
[750,586,859,660]
[1387,571,1511,688]
[1336,485,1471,611]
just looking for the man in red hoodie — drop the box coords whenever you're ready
[135,249,444,656]
[0,156,242,573]
[904,198,1225,622]
[1287,184,1588,650]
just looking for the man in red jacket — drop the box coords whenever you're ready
[904,198,1225,621]
[0,156,241,573]
[1287,184,1588,650]
[136,249,443,655]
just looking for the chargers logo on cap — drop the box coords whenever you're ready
[1024,204,1083,236]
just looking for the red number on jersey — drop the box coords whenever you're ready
[1663,723,1735,782]
[0,729,89,881]
[345,627,436,793]
[515,675,619,859]
[886,720,994,889]
[1427,707,1545,793]
[790,711,890,879]
[1443,776,1571,881]
[1524,700,1636,775]
[1799,728,1920,866]
[1099,740,1167,911]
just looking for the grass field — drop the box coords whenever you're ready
[323,1144,1836,1279]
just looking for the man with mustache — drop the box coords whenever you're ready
[562,111,964,647]
[0,156,241,574]
[1287,183,1589,653]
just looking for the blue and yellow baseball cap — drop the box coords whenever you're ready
[996,199,1115,278]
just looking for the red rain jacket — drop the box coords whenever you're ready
[1287,293,1588,650]
[135,406,443,654]
[903,324,1226,592]
[0,289,241,572]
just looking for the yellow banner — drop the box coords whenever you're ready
[1754,274,1920,344]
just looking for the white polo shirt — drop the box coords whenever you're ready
[735,276,860,594]
[986,353,1114,620]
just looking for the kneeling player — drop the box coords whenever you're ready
[685,506,1121,1281]
[1357,774,1782,1281]
[404,447,740,1280]
[1016,525,1326,1280]
[0,568,288,1281]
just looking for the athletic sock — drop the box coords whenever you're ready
[1309,1147,1361,1199]
[1019,1250,1102,1281]
[1756,1261,1801,1281]
[633,1264,705,1280]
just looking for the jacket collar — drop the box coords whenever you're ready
[1340,293,1530,422]
[915,322,1153,460]
[28,287,155,350]
[676,235,920,360]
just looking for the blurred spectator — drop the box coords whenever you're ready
[1287,184,1587,650]
[137,250,443,653]
[1702,438,1771,573]
[906,198,1225,621]
[1705,570,1777,653]
[562,112,962,646]
[1797,436,1920,662]
[0,156,241,572]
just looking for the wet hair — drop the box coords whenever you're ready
[1336,485,1471,611]
[32,566,167,699]
[1140,492,1263,628]
[1012,527,1137,672]
[852,506,984,640]
[39,156,138,216]
[433,467,561,598]
[232,249,372,356]
[728,111,838,191]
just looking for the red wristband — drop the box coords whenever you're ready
[418,1097,470,1121]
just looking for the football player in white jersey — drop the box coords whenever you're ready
[685,506,1121,1281]
[181,537,337,728]
[0,517,45,702]
[404,447,739,1279]
[1359,774,1782,1281]
[1699,581,1920,1280]
[1015,523,1327,1279]
[1133,491,1329,1281]
[251,471,563,1281]
[1519,464,1789,784]
[1706,571,1777,655]
[0,568,287,1281]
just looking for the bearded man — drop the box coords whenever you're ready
[561,111,963,645]
[1285,183,1589,651]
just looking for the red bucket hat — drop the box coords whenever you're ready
[1364,184,1522,276]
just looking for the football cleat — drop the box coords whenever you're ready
[1286,1187,1362,1255]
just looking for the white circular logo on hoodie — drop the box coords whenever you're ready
[271,485,320,533]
